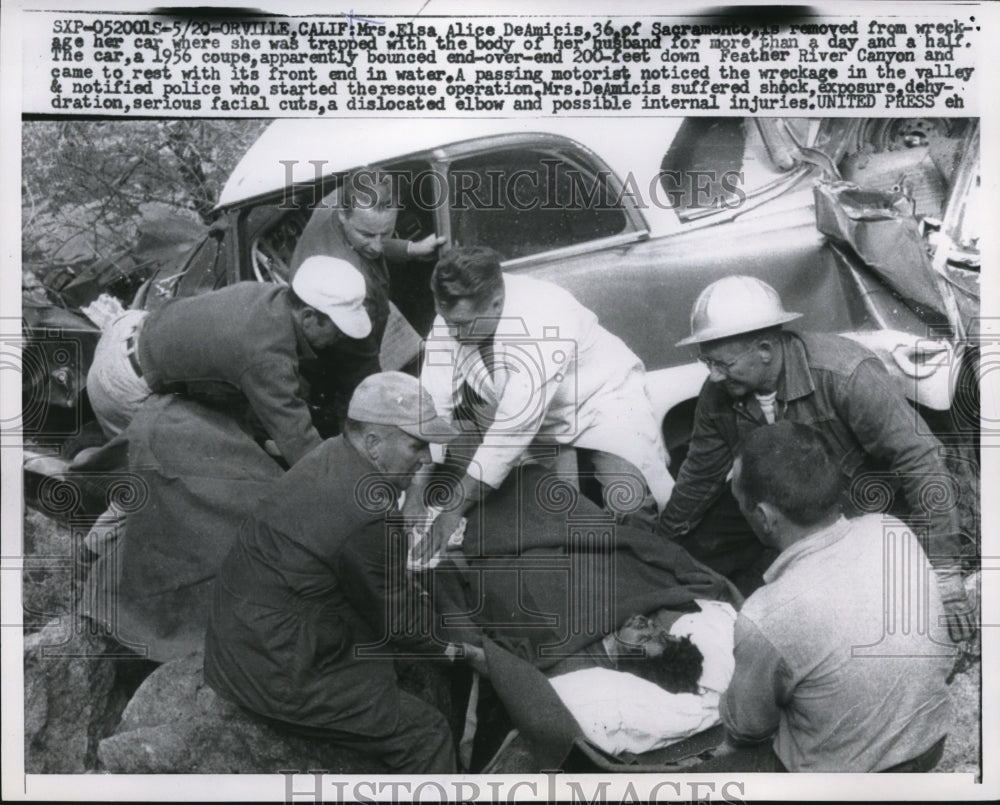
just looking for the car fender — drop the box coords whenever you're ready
[841,329,961,411]
[645,362,709,454]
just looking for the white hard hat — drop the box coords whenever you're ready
[677,275,802,346]
[292,256,372,339]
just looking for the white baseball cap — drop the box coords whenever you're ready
[292,256,372,339]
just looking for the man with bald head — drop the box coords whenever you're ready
[289,168,445,427]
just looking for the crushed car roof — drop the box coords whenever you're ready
[216,118,684,235]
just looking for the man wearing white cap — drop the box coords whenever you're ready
[659,275,973,641]
[205,372,482,773]
[86,256,370,465]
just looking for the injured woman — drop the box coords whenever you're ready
[547,601,737,756]
[421,463,743,769]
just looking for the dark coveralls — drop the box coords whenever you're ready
[658,331,961,589]
[137,282,322,465]
[204,436,456,773]
[289,199,411,431]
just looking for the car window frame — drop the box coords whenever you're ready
[434,134,650,271]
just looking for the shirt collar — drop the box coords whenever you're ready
[289,307,317,361]
[763,516,851,584]
[777,331,815,402]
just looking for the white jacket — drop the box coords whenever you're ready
[421,274,674,507]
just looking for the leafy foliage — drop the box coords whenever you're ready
[22,120,268,272]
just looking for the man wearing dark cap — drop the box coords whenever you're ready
[204,372,482,773]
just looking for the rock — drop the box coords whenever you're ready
[98,653,388,774]
[24,618,146,772]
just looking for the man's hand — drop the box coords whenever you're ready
[407,234,446,258]
[460,643,489,677]
[400,462,434,526]
[937,569,977,643]
[428,506,464,555]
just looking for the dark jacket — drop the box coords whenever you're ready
[203,436,448,733]
[659,331,961,568]
[138,282,322,465]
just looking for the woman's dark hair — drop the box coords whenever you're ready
[616,634,704,694]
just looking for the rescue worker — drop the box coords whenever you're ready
[658,275,973,641]
[702,422,952,772]
[204,372,485,773]
[85,256,370,466]
[420,246,674,547]
[289,168,445,425]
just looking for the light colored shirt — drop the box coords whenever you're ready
[754,390,778,424]
[721,514,953,772]
[420,274,674,506]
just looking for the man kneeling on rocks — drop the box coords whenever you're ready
[697,421,953,773]
[204,372,486,773]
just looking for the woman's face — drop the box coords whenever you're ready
[616,614,670,657]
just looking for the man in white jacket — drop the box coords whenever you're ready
[420,246,673,547]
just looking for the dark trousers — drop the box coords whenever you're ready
[258,690,456,774]
[675,488,777,596]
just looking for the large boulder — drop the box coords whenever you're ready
[24,618,150,772]
[97,653,389,774]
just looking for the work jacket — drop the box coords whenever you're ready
[659,331,961,569]
[138,282,321,465]
[204,436,448,734]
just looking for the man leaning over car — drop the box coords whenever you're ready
[658,275,974,641]
[86,256,370,466]
[288,167,445,421]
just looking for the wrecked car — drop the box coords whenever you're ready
[23,116,981,512]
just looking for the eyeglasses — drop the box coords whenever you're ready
[698,343,756,374]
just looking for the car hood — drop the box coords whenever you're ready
[216,117,685,235]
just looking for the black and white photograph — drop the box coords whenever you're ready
[2,1,996,801]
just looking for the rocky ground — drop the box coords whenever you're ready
[20,508,983,775]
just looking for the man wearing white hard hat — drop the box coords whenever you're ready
[659,275,973,642]
[86,255,370,465]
